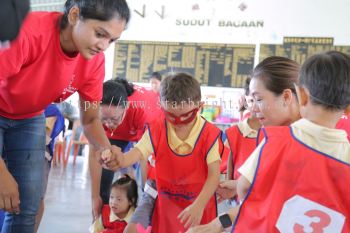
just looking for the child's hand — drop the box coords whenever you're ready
[216,180,237,203]
[100,146,124,171]
[100,148,112,162]
[178,203,204,229]
[98,148,113,169]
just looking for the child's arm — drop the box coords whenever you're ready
[102,146,145,171]
[102,131,153,171]
[236,140,265,201]
[237,175,251,201]
[178,160,220,228]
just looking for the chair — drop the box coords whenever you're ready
[63,120,89,166]
[52,133,66,166]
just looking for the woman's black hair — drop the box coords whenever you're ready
[239,77,252,112]
[102,80,128,108]
[112,77,135,97]
[111,174,138,208]
[60,0,130,29]
[252,56,300,96]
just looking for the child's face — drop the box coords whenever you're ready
[150,78,161,93]
[249,78,292,126]
[244,95,258,119]
[161,102,200,128]
[109,187,131,216]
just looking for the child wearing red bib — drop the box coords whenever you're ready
[217,78,261,203]
[90,175,138,233]
[104,73,223,233]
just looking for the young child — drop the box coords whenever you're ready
[104,73,223,233]
[188,51,350,232]
[217,78,261,203]
[90,175,138,233]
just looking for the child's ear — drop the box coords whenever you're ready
[199,101,204,108]
[295,85,309,107]
[344,105,350,115]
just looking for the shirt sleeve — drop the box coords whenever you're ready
[129,179,156,227]
[237,138,265,183]
[0,29,30,80]
[134,130,154,160]
[89,216,104,233]
[134,108,147,141]
[206,139,221,164]
[77,53,105,102]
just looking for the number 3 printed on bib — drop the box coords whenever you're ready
[276,195,345,233]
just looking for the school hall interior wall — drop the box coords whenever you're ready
[102,0,350,121]
[55,0,349,118]
[105,0,350,81]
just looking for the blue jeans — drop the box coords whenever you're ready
[0,114,45,233]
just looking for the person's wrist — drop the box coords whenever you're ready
[212,217,224,232]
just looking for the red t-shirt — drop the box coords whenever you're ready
[104,93,146,142]
[130,86,163,124]
[0,12,104,119]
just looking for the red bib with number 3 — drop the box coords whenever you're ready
[233,126,350,233]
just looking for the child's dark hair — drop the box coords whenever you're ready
[299,51,350,111]
[102,80,128,108]
[60,0,130,29]
[239,77,252,112]
[252,56,300,96]
[151,72,162,82]
[243,77,251,96]
[160,73,201,103]
[111,174,138,208]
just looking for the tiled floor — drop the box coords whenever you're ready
[38,155,92,233]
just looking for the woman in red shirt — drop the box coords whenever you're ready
[90,79,148,220]
[0,1,130,232]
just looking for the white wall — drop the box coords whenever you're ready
[120,0,350,44]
